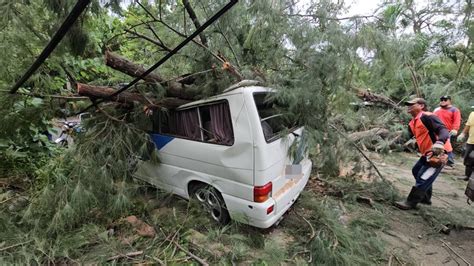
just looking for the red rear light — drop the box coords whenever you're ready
[254,182,272,202]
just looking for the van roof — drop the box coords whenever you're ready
[177,80,272,109]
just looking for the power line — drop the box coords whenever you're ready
[76,0,239,115]
[9,0,91,94]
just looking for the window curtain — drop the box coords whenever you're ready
[209,103,234,145]
[169,108,200,140]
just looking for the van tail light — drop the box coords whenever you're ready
[254,182,272,202]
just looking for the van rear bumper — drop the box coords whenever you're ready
[222,159,312,228]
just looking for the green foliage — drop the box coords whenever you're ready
[0,0,473,263]
[294,193,386,265]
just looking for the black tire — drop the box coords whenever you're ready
[190,184,230,225]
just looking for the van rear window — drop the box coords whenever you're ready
[253,93,297,142]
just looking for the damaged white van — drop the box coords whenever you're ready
[134,80,312,228]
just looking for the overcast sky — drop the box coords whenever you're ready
[346,0,381,15]
[295,0,382,16]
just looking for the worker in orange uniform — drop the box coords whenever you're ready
[434,95,461,167]
[395,98,451,210]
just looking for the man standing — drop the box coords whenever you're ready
[434,95,461,166]
[457,103,474,181]
[395,98,451,210]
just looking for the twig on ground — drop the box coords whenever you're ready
[0,195,20,204]
[288,249,310,261]
[440,239,471,266]
[145,255,165,265]
[388,254,393,266]
[0,240,33,252]
[393,254,403,265]
[107,251,144,262]
[295,211,316,243]
[356,196,375,207]
[168,239,208,266]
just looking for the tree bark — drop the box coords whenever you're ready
[348,128,390,142]
[76,83,190,109]
[355,88,402,110]
[104,50,201,100]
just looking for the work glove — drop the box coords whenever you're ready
[457,133,466,142]
[449,129,458,136]
[431,141,445,156]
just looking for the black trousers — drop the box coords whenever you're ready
[464,143,474,178]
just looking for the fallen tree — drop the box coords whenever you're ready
[105,51,202,100]
[348,127,404,152]
[76,83,190,109]
[348,128,390,142]
[354,88,402,111]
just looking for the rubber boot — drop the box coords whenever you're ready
[394,186,426,210]
[420,187,432,205]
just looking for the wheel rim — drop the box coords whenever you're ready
[194,188,207,203]
[194,187,223,222]
[207,192,223,222]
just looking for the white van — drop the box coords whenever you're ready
[134,80,312,228]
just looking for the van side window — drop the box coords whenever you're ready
[199,102,234,145]
[152,102,234,146]
[153,108,201,141]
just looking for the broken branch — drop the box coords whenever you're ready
[107,251,144,262]
[170,239,209,266]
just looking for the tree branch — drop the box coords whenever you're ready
[125,29,171,52]
[182,0,208,47]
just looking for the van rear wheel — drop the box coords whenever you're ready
[192,185,230,225]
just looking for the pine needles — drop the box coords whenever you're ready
[291,192,387,265]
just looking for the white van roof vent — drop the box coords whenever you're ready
[223,80,262,92]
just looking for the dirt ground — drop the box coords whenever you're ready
[375,152,474,265]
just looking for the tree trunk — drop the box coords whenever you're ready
[76,83,190,109]
[348,128,390,142]
[355,88,402,110]
[105,50,201,100]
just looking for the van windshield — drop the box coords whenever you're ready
[253,92,297,142]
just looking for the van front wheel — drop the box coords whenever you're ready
[192,185,230,225]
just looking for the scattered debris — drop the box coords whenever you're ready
[124,215,156,238]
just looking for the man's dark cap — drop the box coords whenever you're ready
[404,97,426,106]
[440,95,451,100]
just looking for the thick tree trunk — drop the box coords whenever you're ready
[348,128,390,142]
[355,88,402,110]
[105,50,201,100]
[77,83,190,109]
